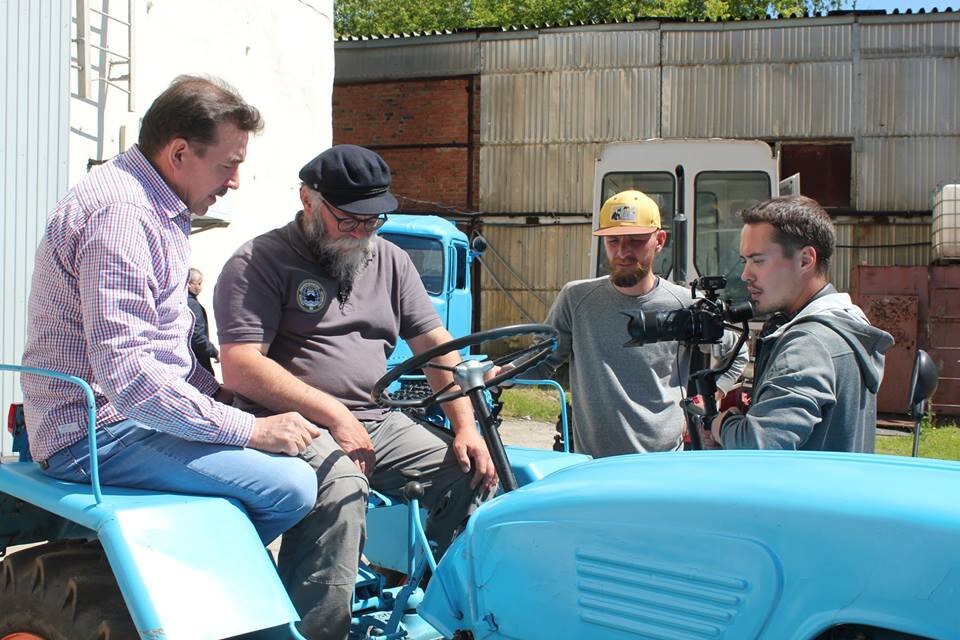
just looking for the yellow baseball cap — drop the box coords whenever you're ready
[594,190,661,236]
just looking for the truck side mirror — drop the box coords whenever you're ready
[908,349,939,420]
[471,235,487,255]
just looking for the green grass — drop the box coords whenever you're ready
[498,389,960,462]
[875,426,960,461]
[498,387,569,422]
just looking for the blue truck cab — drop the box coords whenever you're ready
[378,214,475,367]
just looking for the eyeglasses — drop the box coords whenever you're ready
[323,200,389,233]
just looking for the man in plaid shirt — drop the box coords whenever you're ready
[21,75,318,544]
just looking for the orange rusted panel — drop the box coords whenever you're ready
[851,264,960,416]
[859,294,918,414]
[929,267,960,415]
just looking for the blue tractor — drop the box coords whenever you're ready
[1,214,958,639]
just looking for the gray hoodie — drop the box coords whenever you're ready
[719,287,894,452]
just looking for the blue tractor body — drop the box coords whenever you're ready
[5,363,960,639]
[0,367,303,639]
[0,459,299,639]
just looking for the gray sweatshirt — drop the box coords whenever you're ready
[720,288,894,452]
[524,277,747,457]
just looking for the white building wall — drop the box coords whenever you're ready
[130,0,335,356]
[2,0,333,455]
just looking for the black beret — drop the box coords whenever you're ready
[298,144,398,215]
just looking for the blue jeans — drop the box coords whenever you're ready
[42,419,318,544]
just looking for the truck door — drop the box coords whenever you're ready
[446,241,472,340]
[693,171,773,302]
[379,232,447,367]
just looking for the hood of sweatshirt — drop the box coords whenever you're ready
[767,291,895,393]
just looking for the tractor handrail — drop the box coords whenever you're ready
[509,378,570,453]
[0,364,102,504]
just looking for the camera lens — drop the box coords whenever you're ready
[725,301,755,323]
[625,309,695,345]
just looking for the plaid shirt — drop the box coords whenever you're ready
[21,146,254,461]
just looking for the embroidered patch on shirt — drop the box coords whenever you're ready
[297,279,327,313]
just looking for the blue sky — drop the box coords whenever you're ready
[841,0,955,11]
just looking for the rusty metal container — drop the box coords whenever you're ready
[850,265,960,417]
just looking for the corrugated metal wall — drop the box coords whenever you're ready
[335,14,960,329]
[479,222,593,326]
[661,23,854,138]
[477,28,661,320]
[480,28,661,215]
[1,0,72,455]
[474,15,960,329]
[832,218,931,293]
[336,34,479,81]
[859,18,960,211]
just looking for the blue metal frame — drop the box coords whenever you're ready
[353,488,462,640]
[509,378,570,452]
[0,364,102,502]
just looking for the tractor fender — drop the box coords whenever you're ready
[0,461,298,639]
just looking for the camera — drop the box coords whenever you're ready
[624,276,754,346]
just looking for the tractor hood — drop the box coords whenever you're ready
[421,451,960,639]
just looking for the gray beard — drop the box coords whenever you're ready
[302,213,374,285]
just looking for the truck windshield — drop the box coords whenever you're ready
[597,172,675,277]
[694,171,771,302]
[380,233,445,295]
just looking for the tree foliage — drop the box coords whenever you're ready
[335,0,846,37]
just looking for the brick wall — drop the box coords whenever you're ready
[333,77,478,213]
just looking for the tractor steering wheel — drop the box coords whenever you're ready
[371,324,558,409]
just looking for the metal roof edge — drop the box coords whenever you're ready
[334,9,960,43]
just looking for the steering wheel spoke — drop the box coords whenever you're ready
[422,360,459,373]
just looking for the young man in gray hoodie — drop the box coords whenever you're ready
[710,196,894,452]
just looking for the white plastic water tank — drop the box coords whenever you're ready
[932,184,960,262]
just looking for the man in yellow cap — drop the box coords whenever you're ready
[520,190,746,456]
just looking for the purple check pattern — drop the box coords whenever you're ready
[21,146,254,461]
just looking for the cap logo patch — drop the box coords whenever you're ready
[610,204,637,222]
[297,279,327,313]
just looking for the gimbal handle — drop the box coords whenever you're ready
[683,319,750,450]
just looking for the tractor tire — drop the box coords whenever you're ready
[0,539,138,640]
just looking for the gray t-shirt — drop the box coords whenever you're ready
[525,276,746,457]
[213,214,441,419]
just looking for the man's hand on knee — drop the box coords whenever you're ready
[250,413,322,456]
[453,430,498,492]
[328,418,376,477]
